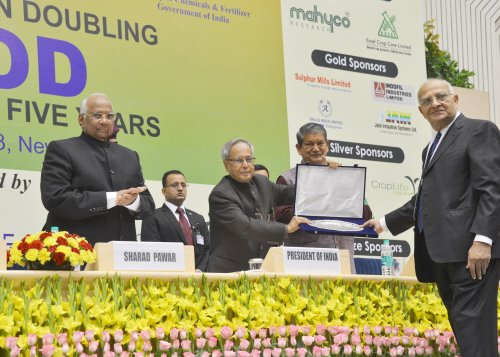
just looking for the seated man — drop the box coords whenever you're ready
[253,164,270,178]
[141,170,210,271]
[275,123,372,274]
[207,138,309,273]
[40,93,155,246]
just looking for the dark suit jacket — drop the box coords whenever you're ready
[385,114,500,282]
[140,205,210,271]
[41,133,155,246]
[207,174,295,273]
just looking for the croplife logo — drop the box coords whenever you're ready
[378,11,398,39]
[289,5,350,33]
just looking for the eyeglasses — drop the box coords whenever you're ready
[419,93,453,107]
[303,141,327,149]
[165,183,189,189]
[85,112,116,121]
[227,157,256,165]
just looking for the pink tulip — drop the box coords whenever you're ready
[290,336,297,346]
[29,346,37,357]
[315,335,326,345]
[425,346,433,355]
[28,334,38,346]
[76,343,84,353]
[208,336,218,348]
[140,330,151,341]
[355,345,363,355]
[262,348,272,357]
[315,324,326,335]
[172,339,180,349]
[363,345,371,356]
[239,339,250,350]
[278,326,287,337]
[363,325,371,335]
[331,344,341,354]
[297,348,307,357]
[39,345,55,357]
[180,329,188,340]
[376,346,383,356]
[158,340,171,351]
[194,328,203,338]
[269,326,277,337]
[253,338,261,350]
[249,330,257,339]
[170,328,180,340]
[364,334,373,345]
[127,340,136,352]
[277,337,287,348]
[271,348,281,357]
[262,338,272,348]
[259,328,267,339]
[401,336,410,345]
[5,337,18,349]
[205,328,215,339]
[250,350,260,357]
[223,352,235,357]
[289,325,299,337]
[9,346,20,357]
[157,327,166,339]
[224,340,234,351]
[57,333,68,345]
[237,352,250,357]
[285,348,295,357]
[384,326,392,335]
[114,343,123,353]
[114,330,124,343]
[196,338,207,349]
[408,347,416,356]
[415,346,424,355]
[300,326,311,335]
[181,340,192,351]
[300,336,313,347]
[120,353,130,357]
[42,334,54,345]
[321,347,330,356]
[235,327,246,339]
[103,352,115,357]
[85,330,95,341]
[389,347,397,357]
[73,331,84,344]
[61,343,69,354]
[343,344,353,355]
[184,353,195,357]
[201,352,210,357]
[373,326,382,335]
[312,346,322,357]
[130,331,139,342]
[143,341,153,352]
[89,341,99,353]
[221,326,233,340]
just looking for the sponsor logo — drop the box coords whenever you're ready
[365,12,412,56]
[307,100,343,130]
[288,5,350,33]
[318,99,332,117]
[378,11,398,39]
[354,237,411,257]
[372,81,415,106]
[375,110,417,136]
[370,176,417,196]
[294,72,352,93]
[312,50,398,78]
[328,140,404,163]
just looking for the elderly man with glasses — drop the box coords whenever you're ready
[141,170,210,271]
[207,138,310,272]
[40,93,155,246]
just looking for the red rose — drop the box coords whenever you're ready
[56,237,69,246]
[29,240,43,250]
[18,241,28,254]
[48,246,57,253]
[71,247,80,254]
[39,232,52,241]
[79,241,92,250]
[53,252,66,266]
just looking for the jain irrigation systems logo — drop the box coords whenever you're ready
[378,11,398,39]
[289,5,350,33]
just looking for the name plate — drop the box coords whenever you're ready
[283,247,341,274]
[113,241,186,271]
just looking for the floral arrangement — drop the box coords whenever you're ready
[7,230,96,268]
[3,325,461,356]
[0,275,493,355]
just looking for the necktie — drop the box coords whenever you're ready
[417,132,442,232]
[176,207,194,245]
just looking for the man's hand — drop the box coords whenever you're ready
[326,159,342,169]
[466,241,491,280]
[287,216,312,234]
[116,186,148,206]
[362,219,384,234]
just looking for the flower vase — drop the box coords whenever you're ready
[26,261,73,271]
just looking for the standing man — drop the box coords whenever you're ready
[141,170,210,271]
[207,138,309,273]
[275,123,373,273]
[41,93,155,246]
[364,79,500,357]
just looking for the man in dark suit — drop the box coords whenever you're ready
[207,138,310,273]
[41,93,155,246]
[141,170,210,271]
[364,79,500,357]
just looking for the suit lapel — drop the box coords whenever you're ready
[161,205,187,244]
[423,115,465,175]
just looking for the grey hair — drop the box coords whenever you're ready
[417,79,454,100]
[221,138,254,160]
[296,123,327,146]
[79,93,110,114]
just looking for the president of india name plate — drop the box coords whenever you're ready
[308,220,363,232]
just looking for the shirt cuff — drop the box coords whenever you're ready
[379,216,389,234]
[106,192,117,209]
[126,195,141,212]
[474,234,492,246]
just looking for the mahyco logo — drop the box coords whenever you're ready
[378,11,398,39]
[289,5,350,33]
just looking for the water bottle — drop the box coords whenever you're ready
[381,239,394,276]
[50,226,59,233]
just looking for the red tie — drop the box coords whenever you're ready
[176,207,194,245]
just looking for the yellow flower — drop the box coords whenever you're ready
[43,236,58,247]
[56,245,71,256]
[38,249,51,264]
[25,248,39,262]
